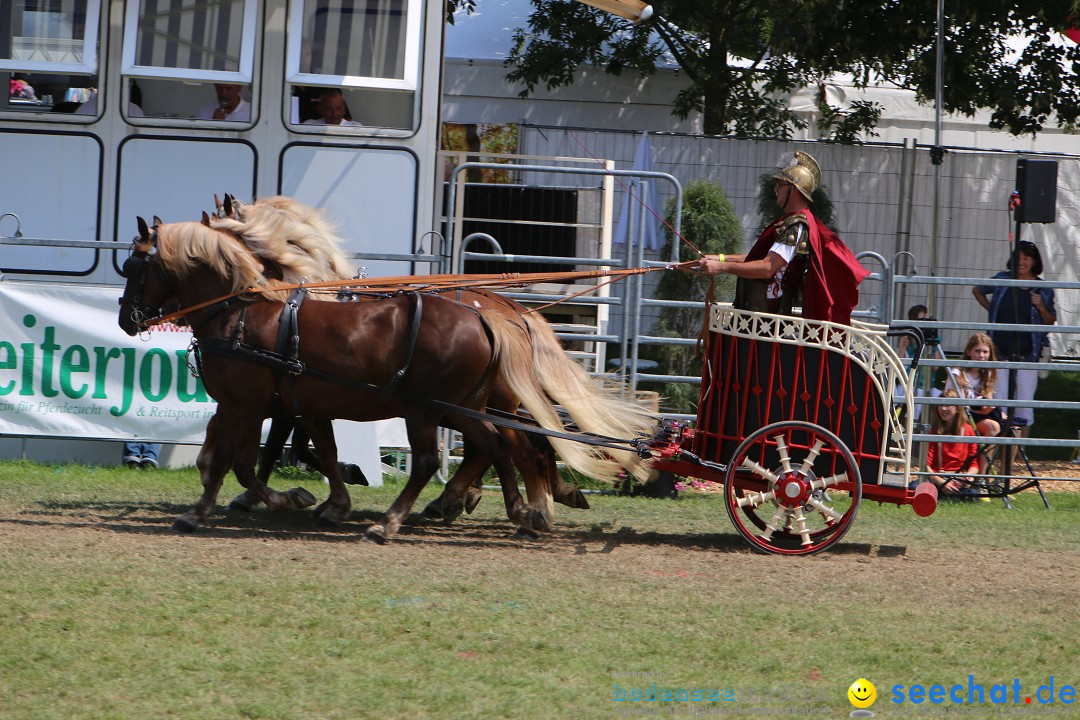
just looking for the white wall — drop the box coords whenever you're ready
[444,59,1080,155]
[443,59,700,132]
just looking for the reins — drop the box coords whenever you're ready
[143,265,672,328]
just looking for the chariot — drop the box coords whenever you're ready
[646,305,937,555]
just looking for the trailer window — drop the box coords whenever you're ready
[0,1,100,116]
[287,0,420,90]
[0,0,100,75]
[286,0,420,131]
[121,0,257,84]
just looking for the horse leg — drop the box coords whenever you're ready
[366,417,442,543]
[525,434,589,509]
[228,415,295,512]
[289,422,322,470]
[549,468,590,510]
[457,419,551,536]
[300,418,352,527]
[293,422,367,486]
[229,417,317,513]
[173,413,233,532]
[503,428,555,535]
[422,437,490,523]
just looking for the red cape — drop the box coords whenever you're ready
[746,209,869,325]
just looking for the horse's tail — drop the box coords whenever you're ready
[485,313,657,484]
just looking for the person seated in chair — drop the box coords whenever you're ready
[301,89,361,127]
[197,83,251,121]
[925,390,984,500]
[950,332,1006,473]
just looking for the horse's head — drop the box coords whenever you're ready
[117,216,176,336]
[213,192,245,220]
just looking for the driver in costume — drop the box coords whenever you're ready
[696,151,869,325]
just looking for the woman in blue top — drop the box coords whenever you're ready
[971,241,1056,431]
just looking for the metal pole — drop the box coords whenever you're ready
[929,0,945,314]
[618,185,636,386]
[629,182,648,392]
[893,138,913,318]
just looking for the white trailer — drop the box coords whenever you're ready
[0,0,447,467]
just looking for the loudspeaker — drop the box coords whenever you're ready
[1016,158,1057,223]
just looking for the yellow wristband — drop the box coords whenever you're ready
[716,254,726,263]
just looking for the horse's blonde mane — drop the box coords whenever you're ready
[211,196,355,289]
[155,221,286,299]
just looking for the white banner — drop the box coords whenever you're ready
[0,281,215,442]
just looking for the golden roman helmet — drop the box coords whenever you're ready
[772,150,821,200]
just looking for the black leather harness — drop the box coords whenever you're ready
[189,290,647,455]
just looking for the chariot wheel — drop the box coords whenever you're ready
[723,421,862,556]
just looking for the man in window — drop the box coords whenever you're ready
[302,89,361,126]
[197,83,251,121]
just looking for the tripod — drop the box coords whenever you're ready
[995,356,1051,509]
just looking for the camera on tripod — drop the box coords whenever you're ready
[921,317,940,346]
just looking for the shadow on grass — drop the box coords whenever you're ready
[6,498,904,557]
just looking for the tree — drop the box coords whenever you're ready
[445,0,477,24]
[502,0,1080,139]
[645,180,743,414]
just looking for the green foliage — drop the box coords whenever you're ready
[445,0,477,24]
[1030,370,1080,459]
[646,180,744,413]
[505,1,1080,139]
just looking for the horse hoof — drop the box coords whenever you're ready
[365,525,389,544]
[228,498,255,512]
[343,463,369,486]
[314,513,342,529]
[422,500,445,520]
[172,516,198,533]
[288,487,318,508]
[228,490,264,512]
[514,527,541,541]
[464,489,482,514]
[526,508,552,533]
[567,489,590,509]
[440,500,464,525]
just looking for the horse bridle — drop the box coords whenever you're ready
[118,233,173,332]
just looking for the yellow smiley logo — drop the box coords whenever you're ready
[848,678,877,709]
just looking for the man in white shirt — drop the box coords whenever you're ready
[197,83,251,121]
[301,89,361,126]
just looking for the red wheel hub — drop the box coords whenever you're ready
[775,471,809,507]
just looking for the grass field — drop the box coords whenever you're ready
[1,461,1079,720]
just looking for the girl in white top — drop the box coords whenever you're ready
[950,333,1004,472]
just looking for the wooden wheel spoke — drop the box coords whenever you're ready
[740,458,780,485]
[788,506,813,546]
[760,506,791,541]
[805,495,843,524]
[809,471,848,491]
[773,434,793,474]
[736,489,777,510]
[798,438,825,476]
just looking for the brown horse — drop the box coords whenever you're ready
[210,195,655,522]
[117,217,590,541]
